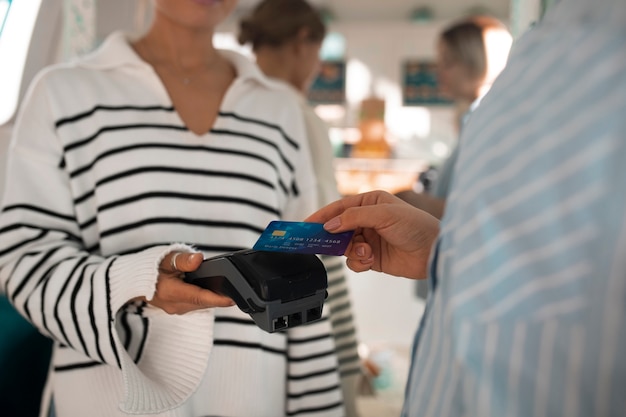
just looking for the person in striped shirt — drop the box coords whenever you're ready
[0,0,358,416]
[307,0,626,416]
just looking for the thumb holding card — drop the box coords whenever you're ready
[305,190,440,280]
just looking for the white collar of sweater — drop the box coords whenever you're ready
[76,31,288,93]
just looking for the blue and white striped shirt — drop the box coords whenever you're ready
[403,1,626,416]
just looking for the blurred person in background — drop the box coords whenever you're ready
[398,14,512,302]
[396,15,512,219]
[238,1,362,415]
[238,0,336,206]
[0,0,354,416]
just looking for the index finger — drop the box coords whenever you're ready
[182,282,235,308]
[304,190,399,224]
[304,198,351,224]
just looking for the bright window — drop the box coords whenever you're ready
[0,0,44,125]
[0,0,11,37]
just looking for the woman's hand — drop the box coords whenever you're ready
[305,190,440,280]
[146,251,235,314]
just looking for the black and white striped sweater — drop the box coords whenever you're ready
[0,32,359,417]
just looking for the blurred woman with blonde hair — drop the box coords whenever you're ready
[397,15,513,218]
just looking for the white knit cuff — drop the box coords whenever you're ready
[106,244,215,414]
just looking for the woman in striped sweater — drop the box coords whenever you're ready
[0,0,357,416]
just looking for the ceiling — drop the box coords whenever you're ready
[232,0,511,22]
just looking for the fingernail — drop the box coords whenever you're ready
[324,217,341,231]
[356,246,365,257]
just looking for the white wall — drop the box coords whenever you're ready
[347,269,425,347]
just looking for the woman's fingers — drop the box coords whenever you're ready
[150,251,235,314]
[151,275,235,314]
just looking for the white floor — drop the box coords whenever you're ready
[355,345,412,417]
[345,269,425,417]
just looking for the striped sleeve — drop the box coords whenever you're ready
[0,71,215,413]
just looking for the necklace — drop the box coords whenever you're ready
[135,38,212,86]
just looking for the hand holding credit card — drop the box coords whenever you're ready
[253,221,354,256]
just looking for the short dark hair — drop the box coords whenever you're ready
[238,0,326,51]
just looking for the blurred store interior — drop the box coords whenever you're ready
[0,1,551,415]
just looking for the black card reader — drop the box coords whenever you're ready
[184,249,328,333]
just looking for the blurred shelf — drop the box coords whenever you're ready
[334,157,428,195]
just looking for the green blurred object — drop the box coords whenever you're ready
[541,0,558,17]
[409,6,434,23]
[0,295,52,417]
[317,6,334,25]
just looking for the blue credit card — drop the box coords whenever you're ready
[253,221,354,256]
